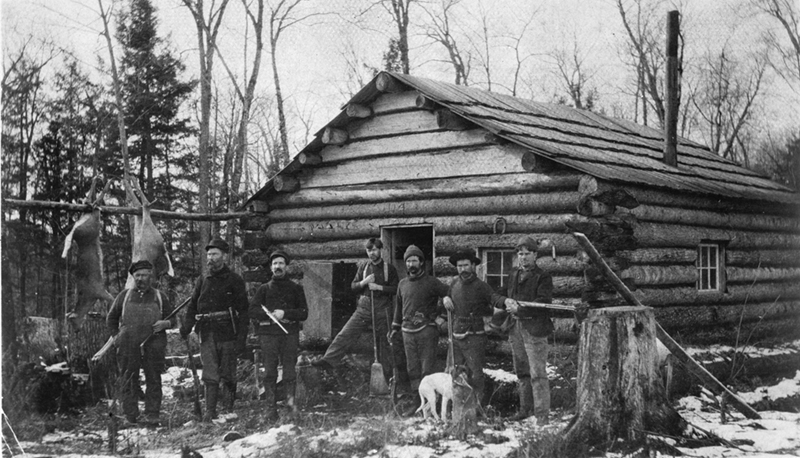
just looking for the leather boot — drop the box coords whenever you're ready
[223,382,237,412]
[509,378,533,421]
[264,384,278,422]
[203,383,219,423]
[285,381,298,414]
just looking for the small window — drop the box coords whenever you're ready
[482,249,515,290]
[697,243,725,291]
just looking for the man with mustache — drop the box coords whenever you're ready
[491,236,554,424]
[249,250,308,421]
[180,238,249,422]
[390,245,449,414]
[107,260,174,426]
[442,249,498,408]
[312,238,407,390]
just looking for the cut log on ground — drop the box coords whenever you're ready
[564,306,684,445]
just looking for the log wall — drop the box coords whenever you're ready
[241,87,800,338]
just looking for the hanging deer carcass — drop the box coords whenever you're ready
[62,207,114,327]
[125,205,174,289]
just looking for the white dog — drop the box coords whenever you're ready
[415,366,471,421]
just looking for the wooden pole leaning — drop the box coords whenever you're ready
[572,232,761,420]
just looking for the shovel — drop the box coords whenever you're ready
[369,290,391,396]
[445,309,455,374]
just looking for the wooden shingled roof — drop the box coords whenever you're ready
[246,72,799,206]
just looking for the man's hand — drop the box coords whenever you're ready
[273,309,285,320]
[368,282,382,291]
[387,329,397,341]
[443,296,454,312]
[361,273,375,287]
[505,298,520,314]
[152,320,171,333]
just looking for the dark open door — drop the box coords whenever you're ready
[381,224,435,280]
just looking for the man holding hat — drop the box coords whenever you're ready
[180,238,249,422]
[492,235,554,423]
[107,260,175,426]
[443,249,497,407]
[249,250,308,421]
[390,245,449,412]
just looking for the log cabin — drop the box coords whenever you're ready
[241,72,800,343]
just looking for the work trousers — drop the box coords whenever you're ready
[452,333,487,405]
[116,336,166,420]
[259,333,300,388]
[403,325,437,388]
[320,305,392,381]
[509,319,550,419]
[199,333,237,386]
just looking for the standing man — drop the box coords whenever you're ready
[180,238,249,422]
[312,238,406,389]
[108,260,174,426]
[492,236,554,423]
[249,250,308,421]
[390,245,449,412]
[443,249,496,407]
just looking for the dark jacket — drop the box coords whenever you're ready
[249,276,308,335]
[107,287,174,353]
[351,260,399,311]
[182,265,249,343]
[494,265,554,337]
[393,272,449,332]
[448,274,496,336]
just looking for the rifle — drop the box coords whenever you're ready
[184,338,203,418]
[261,305,289,334]
[139,296,193,353]
[517,301,576,312]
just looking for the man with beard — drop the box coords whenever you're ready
[442,249,497,407]
[180,238,249,422]
[312,238,408,390]
[249,250,308,421]
[491,236,554,423]
[108,260,174,426]
[390,245,449,413]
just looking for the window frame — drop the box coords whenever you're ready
[697,242,726,292]
[479,248,516,290]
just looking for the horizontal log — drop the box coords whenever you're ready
[629,204,800,233]
[298,152,322,165]
[371,91,419,115]
[635,222,800,250]
[435,109,472,130]
[274,175,299,193]
[635,281,800,307]
[345,103,373,119]
[269,196,580,223]
[727,267,800,284]
[552,276,585,297]
[654,300,800,328]
[271,172,582,209]
[299,144,528,189]
[347,109,440,142]
[376,73,405,93]
[322,127,348,145]
[319,129,494,164]
[240,215,270,231]
[726,249,800,268]
[622,265,697,286]
[618,248,696,265]
[521,152,567,174]
[626,184,800,216]
[243,200,269,213]
[2,198,252,221]
[415,94,438,110]
[577,176,639,209]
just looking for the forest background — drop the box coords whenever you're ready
[1,0,799,359]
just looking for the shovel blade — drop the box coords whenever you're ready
[369,362,391,396]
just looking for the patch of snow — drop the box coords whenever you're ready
[737,370,800,403]
[196,424,300,458]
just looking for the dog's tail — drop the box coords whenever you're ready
[414,394,425,415]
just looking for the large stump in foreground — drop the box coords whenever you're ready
[564,306,683,446]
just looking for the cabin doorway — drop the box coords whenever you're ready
[381,224,435,280]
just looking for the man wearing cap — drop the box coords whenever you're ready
[443,249,497,407]
[390,245,449,412]
[180,238,249,422]
[312,238,405,388]
[492,236,554,423]
[107,260,175,426]
[249,250,308,421]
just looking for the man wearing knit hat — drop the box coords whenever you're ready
[443,249,498,407]
[107,260,175,426]
[249,250,308,421]
[391,244,449,414]
[180,238,249,422]
[492,235,554,424]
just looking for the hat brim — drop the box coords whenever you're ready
[449,254,481,266]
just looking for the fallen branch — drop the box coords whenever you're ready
[3,198,253,221]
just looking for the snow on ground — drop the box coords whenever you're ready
[686,340,800,363]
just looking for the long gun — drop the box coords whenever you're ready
[261,305,289,334]
[139,296,193,353]
[517,301,576,313]
[185,338,203,418]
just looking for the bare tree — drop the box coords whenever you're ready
[499,11,538,97]
[421,0,470,85]
[551,36,598,110]
[381,0,412,74]
[752,0,800,89]
[462,1,494,90]
[689,49,766,164]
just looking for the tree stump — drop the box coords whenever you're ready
[564,306,683,447]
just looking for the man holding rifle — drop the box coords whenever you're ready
[491,236,554,424]
[180,238,249,422]
[107,260,174,426]
[249,250,308,421]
